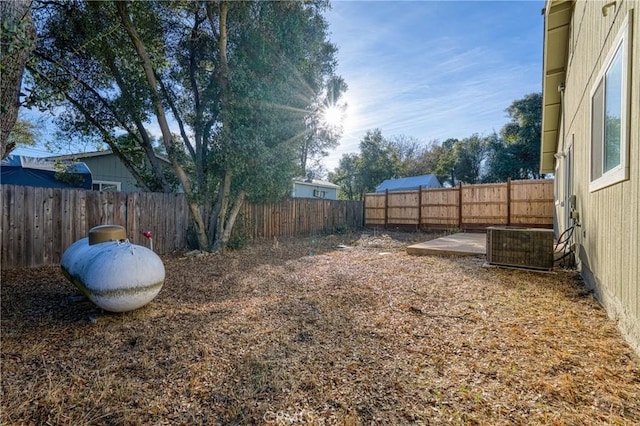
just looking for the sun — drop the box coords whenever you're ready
[322,104,345,129]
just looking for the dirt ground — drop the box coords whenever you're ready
[2,230,639,425]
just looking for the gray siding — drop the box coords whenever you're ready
[82,154,142,192]
[552,0,639,353]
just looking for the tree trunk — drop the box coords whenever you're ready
[0,0,35,159]
[219,190,246,248]
[210,168,231,251]
[117,1,209,250]
[217,1,230,106]
[208,0,237,253]
[300,136,310,175]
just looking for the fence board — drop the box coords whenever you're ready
[59,190,70,256]
[44,187,56,264]
[1,187,8,266]
[420,187,459,227]
[2,185,363,268]
[365,179,553,230]
[21,187,32,266]
[387,191,420,225]
[461,183,508,227]
[364,193,386,225]
[510,180,555,226]
[31,187,44,267]
[15,186,25,266]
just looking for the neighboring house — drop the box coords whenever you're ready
[1,154,92,189]
[292,178,338,200]
[540,0,639,353]
[375,174,441,193]
[47,150,170,192]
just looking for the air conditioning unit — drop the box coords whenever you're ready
[486,227,554,271]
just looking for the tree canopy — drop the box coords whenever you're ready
[484,92,543,181]
[328,129,401,200]
[26,0,342,251]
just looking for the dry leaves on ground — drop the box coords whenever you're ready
[2,231,639,425]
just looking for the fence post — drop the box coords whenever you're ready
[384,189,389,229]
[506,178,511,226]
[360,196,365,227]
[417,185,422,231]
[457,182,463,229]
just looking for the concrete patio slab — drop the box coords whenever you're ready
[407,232,486,256]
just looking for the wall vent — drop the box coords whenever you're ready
[486,227,554,271]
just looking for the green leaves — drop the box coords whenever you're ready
[6,118,39,147]
[484,92,543,182]
[29,0,340,249]
[329,129,401,200]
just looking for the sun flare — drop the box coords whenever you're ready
[322,104,344,129]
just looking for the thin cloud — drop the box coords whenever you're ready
[323,0,544,171]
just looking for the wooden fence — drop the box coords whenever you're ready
[1,185,364,269]
[238,198,363,239]
[364,179,554,229]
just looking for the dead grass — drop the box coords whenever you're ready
[2,230,639,425]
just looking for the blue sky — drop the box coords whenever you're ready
[16,0,546,175]
[323,0,545,171]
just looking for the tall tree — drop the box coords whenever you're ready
[329,129,399,200]
[116,0,209,247]
[387,136,456,185]
[328,153,360,200]
[452,134,491,184]
[434,138,459,186]
[387,135,425,177]
[1,0,36,159]
[484,92,543,181]
[27,0,340,251]
[358,129,399,196]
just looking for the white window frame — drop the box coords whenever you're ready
[92,180,122,192]
[589,11,632,192]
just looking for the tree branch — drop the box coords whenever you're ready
[33,48,171,191]
[26,64,153,190]
[155,71,196,161]
[116,0,209,249]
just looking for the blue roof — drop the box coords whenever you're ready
[375,174,441,192]
[1,155,92,189]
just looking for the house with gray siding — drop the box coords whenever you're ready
[541,0,639,353]
[291,178,338,200]
[47,150,170,192]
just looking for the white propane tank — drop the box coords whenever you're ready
[61,226,165,313]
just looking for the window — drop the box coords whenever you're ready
[589,12,631,192]
[313,189,326,198]
[92,180,121,192]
